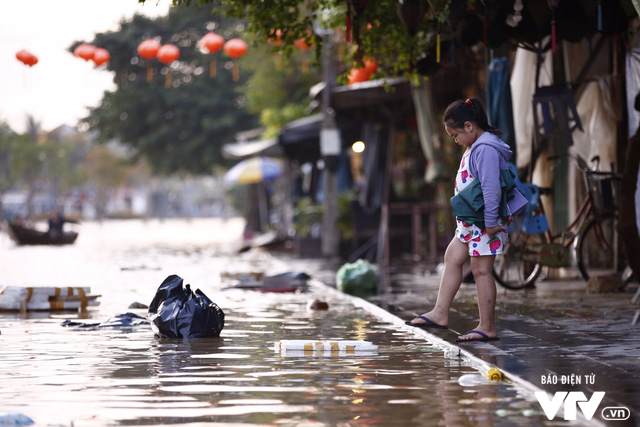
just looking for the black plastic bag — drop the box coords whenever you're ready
[148,274,225,338]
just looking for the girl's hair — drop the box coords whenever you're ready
[443,98,502,135]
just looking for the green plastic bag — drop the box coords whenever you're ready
[336,259,379,297]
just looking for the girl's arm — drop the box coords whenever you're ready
[472,145,502,229]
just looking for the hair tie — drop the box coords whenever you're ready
[465,98,474,107]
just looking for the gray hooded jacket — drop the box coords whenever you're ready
[467,132,515,228]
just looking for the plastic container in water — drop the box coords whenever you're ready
[274,340,378,355]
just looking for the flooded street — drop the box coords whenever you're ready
[0,219,561,426]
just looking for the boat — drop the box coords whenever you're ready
[5,222,78,245]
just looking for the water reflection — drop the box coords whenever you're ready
[0,219,573,425]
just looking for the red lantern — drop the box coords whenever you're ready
[223,38,248,82]
[294,38,313,51]
[137,39,161,82]
[137,39,160,60]
[25,53,38,67]
[267,29,283,47]
[201,32,224,53]
[200,32,225,78]
[223,38,248,59]
[16,50,30,64]
[16,50,38,67]
[74,43,96,61]
[363,57,378,75]
[156,44,180,88]
[92,48,111,67]
[157,44,180,65]
[347,67,370,85]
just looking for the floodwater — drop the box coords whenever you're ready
[0,219,562,426]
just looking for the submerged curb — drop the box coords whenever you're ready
[313,280,509,378]
[312,280,607,427]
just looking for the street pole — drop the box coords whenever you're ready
[319,30,340,258]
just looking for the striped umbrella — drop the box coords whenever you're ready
[224,156,283,186]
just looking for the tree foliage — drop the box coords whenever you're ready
[238,39,321,137]
[0,117,87,219]
[78,7,260,174]
[0,121,19,197]
[165,0,441,82]
[81,145,136,219]
[160,0,632,84]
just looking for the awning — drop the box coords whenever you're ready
[315,78,412,110]
[280,114,324,141]
[278,114,323,164]
[221,137,281,159]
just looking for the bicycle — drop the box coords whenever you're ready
[492,155,630,290]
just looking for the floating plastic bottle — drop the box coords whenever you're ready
[274,340,378,355]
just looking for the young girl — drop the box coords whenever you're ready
[406,97,526,343]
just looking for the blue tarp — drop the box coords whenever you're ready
[486,58,516,158]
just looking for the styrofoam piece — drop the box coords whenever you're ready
[274,340,378,354]
[17,299,101,311]
[0,286,100,311]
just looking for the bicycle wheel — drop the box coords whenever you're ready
[577,214,626,280]
[493,229,545,290]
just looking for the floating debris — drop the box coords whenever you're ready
[274,339,378,355]
[221,271,310,293]
[306,299,329,310]
[61,312,149,329]
[0,412,34,426]
[120,265,160,271]
[128,301,148,309]
[0,286,100,312]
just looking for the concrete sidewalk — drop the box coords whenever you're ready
[373,268,640,426]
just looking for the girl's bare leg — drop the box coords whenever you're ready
[457,254,498,340]
[408,237,469,327]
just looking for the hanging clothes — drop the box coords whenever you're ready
[571,76,618,171]
[626,47,640,138]
[410,79,449,182]
[509,40,553,169]
[486,57,516,157]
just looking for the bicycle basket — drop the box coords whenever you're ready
[586,171,621,213]
[522,242,570,267]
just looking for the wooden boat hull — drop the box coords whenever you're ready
[6,223,78,245]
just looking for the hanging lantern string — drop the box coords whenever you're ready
[436,21,441,63]
[551,17,556,54]
[210,59,217,78]
[232,63,240,82]
[547,0,558,54]
[480,0,488,47]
